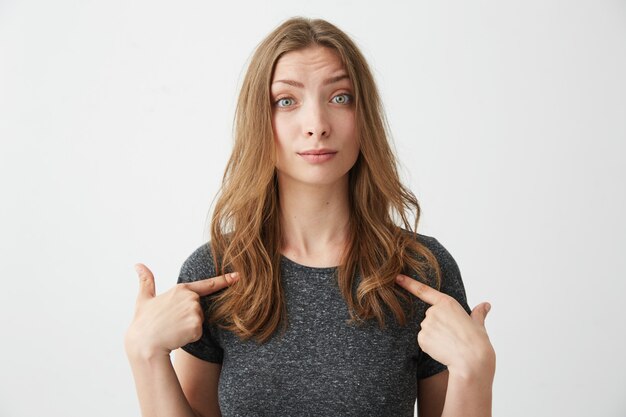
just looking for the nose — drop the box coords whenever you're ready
[303,102,330,139]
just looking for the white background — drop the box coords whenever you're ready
[1,1,625,416]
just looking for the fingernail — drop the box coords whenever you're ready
[134,264,141,275]
[396,274,404,283]
[230,272,239,281]
[486,304,491,313]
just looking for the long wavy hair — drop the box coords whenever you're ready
[205,16,444,344]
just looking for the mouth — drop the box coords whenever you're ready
[297,152,338,163]
[297,149,338,156]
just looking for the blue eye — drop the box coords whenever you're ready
[274,94,353,108]
[331,93,353,104]
[275,97,295,108]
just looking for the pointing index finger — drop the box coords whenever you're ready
[184,272,240,296]
[395,274,445,305]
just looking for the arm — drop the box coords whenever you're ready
[417,370,448,417]
[441,353,495,417]
[125,339,203,417]
[126,263,236,417]
[417,353,495,417]
[173,348,223,417]
[395,273,495,417]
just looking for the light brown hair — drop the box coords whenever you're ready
[206,16,443,343]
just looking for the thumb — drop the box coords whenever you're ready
[470,302,491,326]
[135,263,156,301]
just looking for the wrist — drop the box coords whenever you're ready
[124,330,171,362]
[448,343,496,382]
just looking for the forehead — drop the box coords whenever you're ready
[272,45,347,79]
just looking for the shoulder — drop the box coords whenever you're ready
[401,229,471,313]
[401,228,457,268]
[415,232,459,273]
[177,241,217,284]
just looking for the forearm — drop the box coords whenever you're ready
[125,339,199,417]
[441,356,495,417]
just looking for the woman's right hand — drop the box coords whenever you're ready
[124,263,239,359]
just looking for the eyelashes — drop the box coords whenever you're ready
[273,93,354,109]
[275,97,296,108]
[330,93,352,105]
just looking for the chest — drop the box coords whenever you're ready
[212,268,424,416]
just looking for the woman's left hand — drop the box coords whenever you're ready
[395,274,495,378]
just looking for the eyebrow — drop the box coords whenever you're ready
[271,74,350,88]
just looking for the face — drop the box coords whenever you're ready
[270,45,359,188]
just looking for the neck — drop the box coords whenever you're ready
[277,174,350,261]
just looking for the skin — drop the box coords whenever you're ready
[270,45,359,265]
[271,46,359,187]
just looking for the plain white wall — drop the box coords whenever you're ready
[1,0,624,416]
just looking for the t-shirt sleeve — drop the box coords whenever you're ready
[415,235,472,380]
[176,243,224,364]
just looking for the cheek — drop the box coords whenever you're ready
[272,117,293,170]
[272,118,286,147]
[337,111,356,137]
[272,115,294,147]
[341,116,359,152]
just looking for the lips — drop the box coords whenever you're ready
[297,149,337,155]
[297,148,338,164]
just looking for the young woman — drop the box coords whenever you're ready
[125,17,495,417]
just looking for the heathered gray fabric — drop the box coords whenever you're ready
[176,232,471,417]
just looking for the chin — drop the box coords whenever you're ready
[277,172,342,187]
[299,173,350,187]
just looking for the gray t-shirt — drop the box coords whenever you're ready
[177,232,471,416]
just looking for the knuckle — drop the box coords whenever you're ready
[176,283,189,294]
[191,326,202,341]
[188,317,203,337]
[195,304,204,319]
[440,296,453,306]
[417,331,426,346]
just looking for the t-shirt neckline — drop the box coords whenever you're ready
[279,254,339,272]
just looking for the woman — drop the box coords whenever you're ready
[125,16,496,417]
